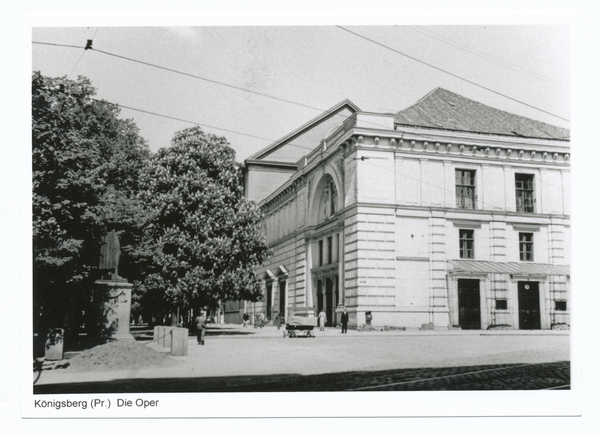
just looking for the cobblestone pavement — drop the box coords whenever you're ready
[34,324,570,394]
[34,361,569,394]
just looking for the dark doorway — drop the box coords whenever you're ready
[317,280,323,313]
[279,280,286,317]
[266,282,272,320]
[518,281,541,330]
[326,278,334,326]
[458,279,481,330]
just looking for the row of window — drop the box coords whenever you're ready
[459,229,534,261]
[317,233,340,267]
[456,169,535,213]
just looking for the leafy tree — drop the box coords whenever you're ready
[32,72,149,341]
[134,127,270,324]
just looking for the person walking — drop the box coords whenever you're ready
[318,310,327,331]
[243,312,249,327]
[195,312,207,345]
[274,313,282,330]
[341,308,349,334]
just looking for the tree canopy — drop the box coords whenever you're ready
[33,72,271,336]
[133,127,271,318]
[32,72,150,331]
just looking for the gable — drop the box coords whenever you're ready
[247,100,360,164]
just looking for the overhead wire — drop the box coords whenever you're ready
[402,25,568,89]
[68,27,99,79]
[32,42,322,150]
[94,99,275,142]
[34,38,568,137]
[335,26,569,123]
[93,98,320,152]
[32,40,374,142]
[33,36,570,155]
[91,47,324,113]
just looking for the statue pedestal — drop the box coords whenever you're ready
[95,279,135,341]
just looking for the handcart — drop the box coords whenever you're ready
[284,316,318,338]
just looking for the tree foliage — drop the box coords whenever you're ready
[134,127,271,317]
[32,72,150,331]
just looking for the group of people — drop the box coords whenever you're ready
[240,311,286,329]
[195,307,350,344]
[318,308,349,333]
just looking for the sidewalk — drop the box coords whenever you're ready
[202,323,570,338]
[34,323,570,388]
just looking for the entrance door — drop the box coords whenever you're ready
[458,279,481,330]
[266,282,272,320]
[325,278,334,326]
[317,280,323,313]
[279,280,286,318]
[518,281,541,330]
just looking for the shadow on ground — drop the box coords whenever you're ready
[130,326,257,340]
[205,328,257,337]
[34,361,569,394]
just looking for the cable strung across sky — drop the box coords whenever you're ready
[335,26,569,123]
[33,34,569,124]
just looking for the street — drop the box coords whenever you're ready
[34,325,570,393]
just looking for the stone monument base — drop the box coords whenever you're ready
[95,278,135,341]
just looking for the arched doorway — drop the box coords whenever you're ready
[308,171,344,327]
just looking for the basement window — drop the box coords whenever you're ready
[495,300,508,310]
[555,301,567,311]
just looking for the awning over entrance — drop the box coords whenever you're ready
[448,260,569,276]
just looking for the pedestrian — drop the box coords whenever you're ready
[341,307,349,334]
[318,310,327,331]
[274,313,282,330]
[243,312,249,327]
[195,311,207,345]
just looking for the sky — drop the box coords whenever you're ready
[31,23,572,163]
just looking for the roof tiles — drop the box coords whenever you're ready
[394,88,569,140]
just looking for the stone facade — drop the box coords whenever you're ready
[241,89,570,331]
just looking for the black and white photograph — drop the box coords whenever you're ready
[7,5,591,428]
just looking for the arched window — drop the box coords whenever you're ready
[322,177,337,220]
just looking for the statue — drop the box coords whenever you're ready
[99,209,122,280]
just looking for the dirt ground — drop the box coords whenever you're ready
[64,340,177,372]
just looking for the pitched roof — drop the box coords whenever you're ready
[247,99,360,162]
[394,88,569,140]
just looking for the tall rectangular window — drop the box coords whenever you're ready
[519,232,534,261]
[456,169,476,209]
[327,236,333,264]
[515,173,535,213]
[459,229,475,259]
[318,240,324,266]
